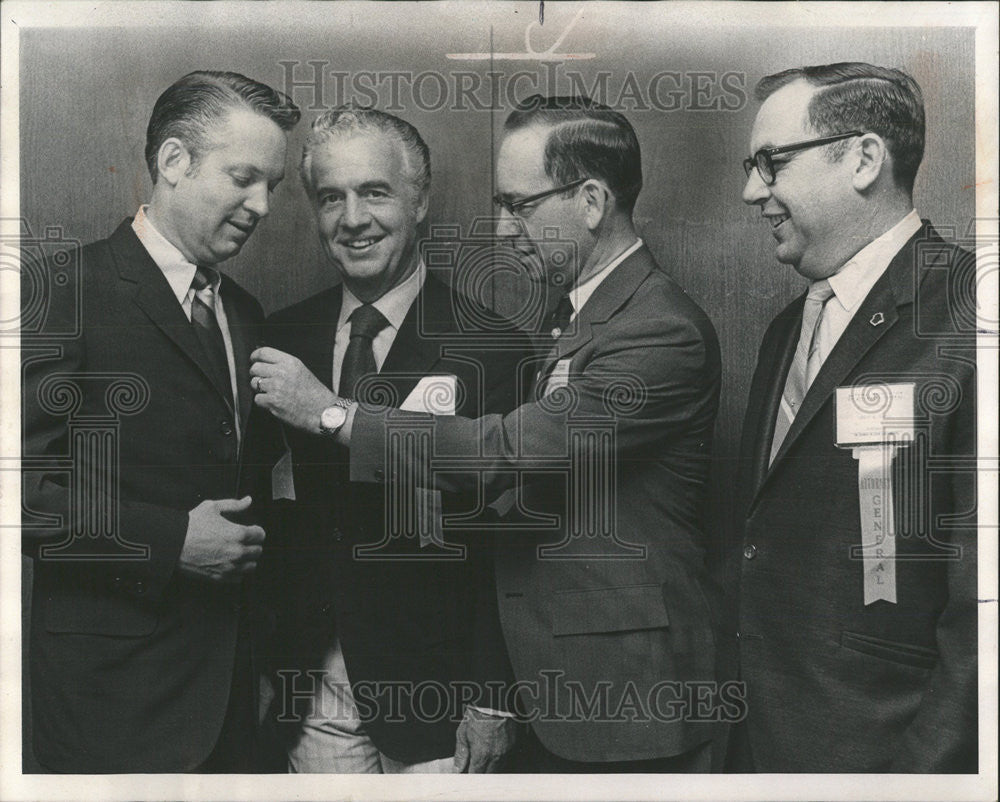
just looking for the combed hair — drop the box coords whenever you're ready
[299,107,431,195]
[144,70,300,182]
[504,95,643,214]
[756,62,925,192]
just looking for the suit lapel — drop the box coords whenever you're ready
[301,287,342,390]
[746,302,801,498]
[379,274,452,403]
[753,225,925,505]
[110,220,235,412]
[219,278,255,436]
[537,246,656,383]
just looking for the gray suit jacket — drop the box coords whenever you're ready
[351,246,722,762]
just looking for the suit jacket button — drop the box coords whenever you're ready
[332,528,344,542]
[220,420,233,436]
[374,469,385,482]
[743,544,757,560]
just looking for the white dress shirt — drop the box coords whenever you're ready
[567,238,643,320]
[131,206,242,434]
[814,210,922,369]
[332,260,426,391]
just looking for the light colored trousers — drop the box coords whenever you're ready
[287,639,455,774]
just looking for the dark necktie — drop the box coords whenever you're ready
[546,294,575,341]
[339,304,390,400]
[190,267,231,396]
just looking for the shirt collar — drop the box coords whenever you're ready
[569,238,643,315]
[338,259,427,333]
[131,205,211,302]
[827,210,921,313]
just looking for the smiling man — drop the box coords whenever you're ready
[256,108,529,774]
[253,96,722,773]
[732,63,977,772]
[22,71,299,772]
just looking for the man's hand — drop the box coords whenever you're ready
[178,496,266,582]
[453,706,518,773]
[250,347,337,433]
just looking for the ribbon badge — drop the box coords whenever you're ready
[834,383,916,605]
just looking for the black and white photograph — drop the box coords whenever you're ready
[1,2,996,800]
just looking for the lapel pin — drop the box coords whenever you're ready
[869,312,885,327]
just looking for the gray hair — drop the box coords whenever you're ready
[300,107,431,195]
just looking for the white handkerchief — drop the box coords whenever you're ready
[271,447,296,501]
[401,374,457,415]
[543,358,573,397]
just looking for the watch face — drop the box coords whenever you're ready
[321,405,348,432]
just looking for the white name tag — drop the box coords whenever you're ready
[835,382,915,446]
[543,358,573,397]
[401,374,457,415]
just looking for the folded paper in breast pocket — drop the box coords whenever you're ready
[400,374,457,415]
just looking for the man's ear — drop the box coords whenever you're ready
[581,180,610,230]
[852,132,889,192]
[156,137,192,187]
[413,185,430,225]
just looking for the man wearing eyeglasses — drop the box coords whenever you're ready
[732,63,977,772]
[253,95,722,772]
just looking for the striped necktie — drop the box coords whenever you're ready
[190,267,231,395]
[769,279,835,464]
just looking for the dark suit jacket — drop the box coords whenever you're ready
[351,246,723,762]
[735,222,978,772]
[262,273,529,764]
[22,219,267,772]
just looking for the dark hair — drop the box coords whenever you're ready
[504,95,643,214]
[300,106,431,196]
[755,62,925,192]
[144,70,300,182]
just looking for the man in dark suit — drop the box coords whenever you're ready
[257,109,528,773]
[733,62,977,771]
[253,96,722,772]
[21,71,299,772]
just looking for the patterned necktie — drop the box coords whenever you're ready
[546,294,575,341]
[190,267,231,395]
[769,279,835,464]
[339,304,390,400]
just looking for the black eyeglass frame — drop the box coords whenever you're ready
[743,131,864,185]
[492,177,588,217]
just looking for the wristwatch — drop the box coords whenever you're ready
[319,397,354,436]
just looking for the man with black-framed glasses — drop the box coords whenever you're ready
[731,62,977,773]
[253,94,723,773]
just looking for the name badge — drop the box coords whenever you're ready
[835,383,915,606]
[401,374,457,415]
[834,382,915,446]
[544,358,573,397]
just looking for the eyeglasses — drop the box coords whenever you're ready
[743,131,863,185]
[492,178,588,217]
